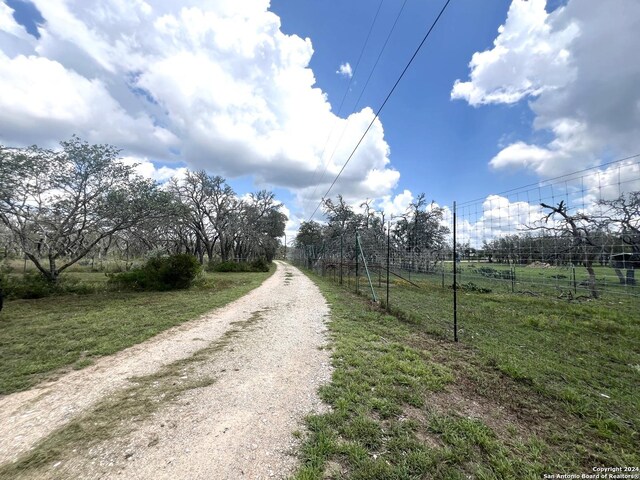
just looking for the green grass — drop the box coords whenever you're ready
[380,279,639,459]
[392,262,636,298]
[294,268,640,479]
[0,309,267,478]
[0,269,273,395]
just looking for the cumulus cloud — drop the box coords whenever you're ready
[120,156,187,182]
[377,190,414,218]
[454,194,549,247]
[0,0,397,215]
[336,62,353,78]
[0,2,35,49]
[452,0,640,177]
[453,158,640,247]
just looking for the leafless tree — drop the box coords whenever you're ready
[535,201,601,298]
[167,171,237,263]
[0,137,171,282]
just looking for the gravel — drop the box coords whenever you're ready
[0,261,332,479]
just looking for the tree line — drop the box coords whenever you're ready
[295,193,450,272]
[295,193,639,298]
[0,137,286,282]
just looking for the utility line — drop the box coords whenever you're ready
[308,0,453,222]
[303,0,385,213]
[455,152,640,208]
[310,0,409,208]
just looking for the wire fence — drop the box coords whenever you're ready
[290,159,640,341]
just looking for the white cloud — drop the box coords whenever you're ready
[453,194,549,248]
[120,156,187,182]
[488,141,558,173]
[377,190,414,218]
[0,0,397,218]
[453,157,640,247]
[0,2,34,45]
[453,0,640,177]
[0,50,177,153]
[451,0,577,107]
[336,62,353,78]
[580,161,640,204]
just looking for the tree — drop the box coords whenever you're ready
[598,192,640,284]
[167,171,237,263]
[535,201,601,298]
[295,221,324,268]
[231,190,286,261]
[0,137,172,282]
[393,194,449,272]
[598,192,640,252]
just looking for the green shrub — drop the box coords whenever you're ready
[250,257,270,272]
[0,273,103,300]
[109,253,201,291]
[473,266,513,280]
[209,259,271,273]
[210,261,244,273]
[3,273,58,299]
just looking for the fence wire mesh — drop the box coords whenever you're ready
[290,160,640,342]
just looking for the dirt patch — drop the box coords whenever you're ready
[420,383,529,439]
[399,409,444,449]
[400,331,583,460]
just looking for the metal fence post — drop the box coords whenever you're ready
[386,221,390,311]
[340,235,343,285]
[453,201,458,342]
[355,231,359,294]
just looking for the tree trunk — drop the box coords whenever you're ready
[48,255,59,283]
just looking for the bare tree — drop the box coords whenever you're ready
[167,171,238,263]
[0,138,171,282]
[598,192,640,251]
[536,201,601,298]
[598,192,640,285]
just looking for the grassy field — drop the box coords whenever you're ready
[0,268,273,395]
[294,268,639,479]
[384,262,636,299]
[0,309,265,479]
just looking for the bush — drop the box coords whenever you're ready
[2,273,58,299]
[0,273,104,300]
[473,266,513,280]
[209,261,245,273]
[208,258,271,273]
[109,253,201,291]
[250,257,270,272]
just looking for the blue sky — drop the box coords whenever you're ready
[272,0,534,204]
[1,0,639,239]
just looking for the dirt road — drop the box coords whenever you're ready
[0,261,331,479]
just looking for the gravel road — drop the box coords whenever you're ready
[0,261,332,479]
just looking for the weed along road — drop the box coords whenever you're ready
[0,261,332,479]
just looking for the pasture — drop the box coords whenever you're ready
[0,262,274,395]
[294,263,639,478]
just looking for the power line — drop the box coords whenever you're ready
[308,0,453,222]
[303,0,386,213]
[309,0,409,211]
[456,152,640,208]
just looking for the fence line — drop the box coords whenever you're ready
[290,160,640,342]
